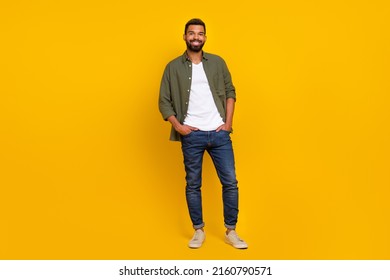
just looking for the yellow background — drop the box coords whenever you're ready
[1,0,389,259]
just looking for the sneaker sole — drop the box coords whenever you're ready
[188,244,203,249]
[225,237,248,249]
[188,238,205,249]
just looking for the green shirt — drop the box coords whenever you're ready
[159,51,236,141]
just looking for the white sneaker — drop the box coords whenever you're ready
[225,230,248,249]
[188,229,205,248]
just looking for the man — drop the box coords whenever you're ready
[159,18,247,249]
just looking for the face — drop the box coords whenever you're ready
[183,25,207,52]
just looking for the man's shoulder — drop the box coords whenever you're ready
[203,52,225,63]
[166,53,186,67]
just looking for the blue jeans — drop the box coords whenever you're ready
[181,130,239,230]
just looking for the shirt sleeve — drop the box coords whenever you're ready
[222,59,236,101]
[158,64,176,120]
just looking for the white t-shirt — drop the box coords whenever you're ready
[183,62,224,130]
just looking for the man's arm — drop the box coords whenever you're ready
[159,65,177,120]
[216,97,235,132]
[167,115,198,136]
[216,57,236,132]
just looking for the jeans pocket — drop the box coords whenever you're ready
[182,131,194,138]
[180,131,193,145]
[217,130,231,144]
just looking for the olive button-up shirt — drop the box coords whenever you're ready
[159,51,236,141]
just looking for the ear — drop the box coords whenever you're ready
[183,34,186,41]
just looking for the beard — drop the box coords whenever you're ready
[186,40,205,52]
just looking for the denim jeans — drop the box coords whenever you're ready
[181,130,239,230]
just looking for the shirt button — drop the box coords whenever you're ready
[189,64,191,67]
[189,77,191,80]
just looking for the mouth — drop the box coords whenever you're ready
[191,40,202,46]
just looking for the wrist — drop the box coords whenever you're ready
[173,123,183,131]
[225,122,232,129]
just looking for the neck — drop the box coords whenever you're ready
[186,50,203,64]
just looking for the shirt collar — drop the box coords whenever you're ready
[182,51,209,63]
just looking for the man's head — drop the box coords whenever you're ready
[183,18,207,53]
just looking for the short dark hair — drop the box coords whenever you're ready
[184,18,206,35]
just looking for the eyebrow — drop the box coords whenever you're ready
[187,31,205,34]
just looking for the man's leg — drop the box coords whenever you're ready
[181,131,207,229]
[208,130,248,249]
[181,131,208,248]
[208,130,238,229]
